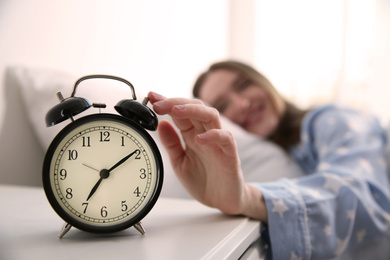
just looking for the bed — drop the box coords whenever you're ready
[2,65,390,260]
[0,65,304,193]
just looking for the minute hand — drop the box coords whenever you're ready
[108,149,139,172]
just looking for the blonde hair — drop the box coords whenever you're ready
[193,60,307,150]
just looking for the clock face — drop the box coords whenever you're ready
[43,114,163,233]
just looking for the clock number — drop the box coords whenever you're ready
[82,202,89,213]
[135,149,141,159]
[59,169,67,180]
[121,136,125,147]
[65,188,73,199]
[100,131,110,142]
[101,206,108,218]
[82,136,91,147]
[121,200,128,212]
[68,150,78,160]
[140,168,146,179]
[133,186,141,197]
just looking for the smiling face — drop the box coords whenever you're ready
[198,69,280,138]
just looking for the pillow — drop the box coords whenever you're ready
[219,115,304,183]
[9,66,304,199]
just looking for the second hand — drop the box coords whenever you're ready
[82,163,100,172]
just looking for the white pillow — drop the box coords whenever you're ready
[219,115,304,183]
[9,66,304,199]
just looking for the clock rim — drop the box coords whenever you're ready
[42,113,164,234]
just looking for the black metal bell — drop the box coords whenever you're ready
[115,99,158,131]
[45,75,157,130]
[45,96,92,127]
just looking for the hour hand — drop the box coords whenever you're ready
[108,149,139,172]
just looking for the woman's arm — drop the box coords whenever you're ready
[256,105,390,259]
[148,91,268,221]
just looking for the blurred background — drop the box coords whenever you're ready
[1,0,390,121]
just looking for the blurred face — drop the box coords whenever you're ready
[198,69,280,138]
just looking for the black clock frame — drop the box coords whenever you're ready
[42,113,164,234]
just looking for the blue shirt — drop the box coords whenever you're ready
[253,104,390,260]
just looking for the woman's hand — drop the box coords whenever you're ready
[148,92,267,222]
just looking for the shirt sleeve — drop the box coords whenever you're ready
[252,107,390,260]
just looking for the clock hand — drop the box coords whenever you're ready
[86,176,104,201]
[85,150,139,201]
[108,149,139,172]
[82,163,99,172]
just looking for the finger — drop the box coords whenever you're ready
[148,91,166,104]
[157,120,186,167]
[151,97,205,132]
[196,129,238,157]
[152,97,203,115]
[148,91,195,131]
[171,104,221,131]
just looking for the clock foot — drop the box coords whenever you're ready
[58,222,72,239]
[134,222,145,235]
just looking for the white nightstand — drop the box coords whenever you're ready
[0,185,262,259]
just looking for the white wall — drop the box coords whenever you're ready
[252,0,390,122]
[0,0,229,112]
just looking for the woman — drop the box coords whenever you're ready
[147,61,390,259]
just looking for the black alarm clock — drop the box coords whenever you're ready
[42,75,163,238]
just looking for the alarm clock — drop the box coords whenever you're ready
[42,75,163,238]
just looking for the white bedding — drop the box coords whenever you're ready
[7,66,304,198]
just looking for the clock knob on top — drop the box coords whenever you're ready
[45,92,92,127]
[115,97,158,131]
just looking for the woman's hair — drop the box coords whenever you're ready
[192,60,307,150]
